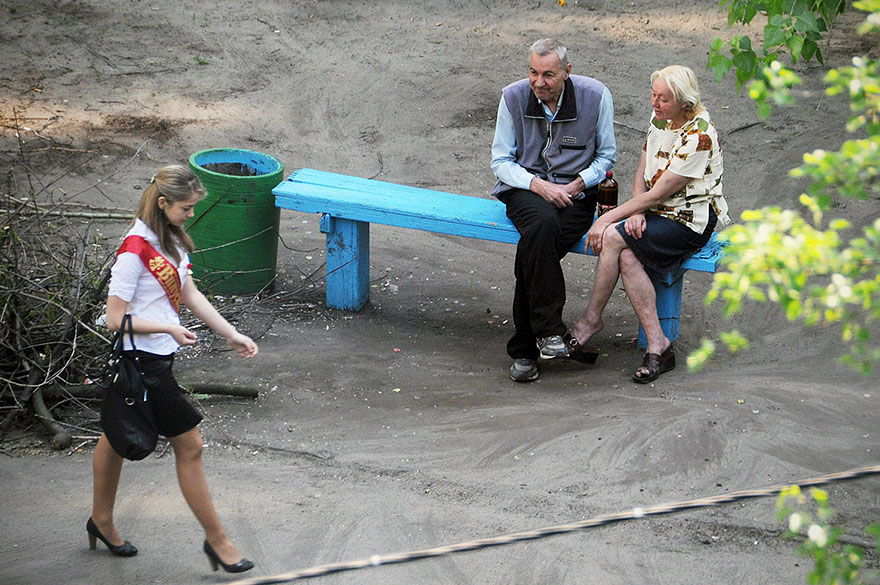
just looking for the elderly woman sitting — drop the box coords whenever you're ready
[567,65,730,383]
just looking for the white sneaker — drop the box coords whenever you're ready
[537,335,569,360]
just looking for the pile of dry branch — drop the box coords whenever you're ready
[1,107,334,454]
[1,111,275,453]
[1,110,123,451]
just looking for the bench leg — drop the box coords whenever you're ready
[637,269,684,350]
[320,214,370,311]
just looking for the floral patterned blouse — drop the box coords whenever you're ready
[643,110,730,233]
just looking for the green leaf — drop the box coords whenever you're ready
[737,66,755,90]
[802,38,818,61]
[712,59,734,81]
[787,34,805,61]
[733,49,758,74]
[794,12,820,33]
[789,0,806,18]
[720,330,750,351]
[743,2,759,23]
[709,51,733,67]
[763,24,787,47]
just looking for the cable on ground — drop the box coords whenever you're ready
[230,463,880,585]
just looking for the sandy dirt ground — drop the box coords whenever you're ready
[1,1,878,584]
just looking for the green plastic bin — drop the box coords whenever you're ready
[186,148,284,295]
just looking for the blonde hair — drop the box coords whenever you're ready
[134,164,202,264]
[651,65,703,119]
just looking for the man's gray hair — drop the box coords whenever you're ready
[529,38,569,69]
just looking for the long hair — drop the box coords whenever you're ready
[651,65,704,120]
[133,164,201,264]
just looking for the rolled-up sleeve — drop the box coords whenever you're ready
[107,252,142,302]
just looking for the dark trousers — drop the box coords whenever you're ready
[498,188,596,359]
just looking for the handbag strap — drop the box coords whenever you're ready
[111,314,138,358]
[122,314,137,352]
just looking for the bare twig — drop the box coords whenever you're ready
[68,138,151,201]
[724,122,761,136]
[613,120,645,134]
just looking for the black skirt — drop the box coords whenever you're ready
[616,208,717,274]
[124,350,203,438]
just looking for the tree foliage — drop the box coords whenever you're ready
[777,486,880,584]
[690,0,880,375]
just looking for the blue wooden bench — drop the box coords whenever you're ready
[273,168,726,348]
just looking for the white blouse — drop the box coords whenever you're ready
[107,219,190,354]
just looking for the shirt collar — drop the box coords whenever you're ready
[537,85,565,119]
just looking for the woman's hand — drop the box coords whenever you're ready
[623,213,647,239]
[169,324,198,346]
[586,218,611,255]
[227,331,258,359]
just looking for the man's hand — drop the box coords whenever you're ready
[530,177,583,208]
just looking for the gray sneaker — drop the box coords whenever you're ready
[510,358,539,382]
[537,335,569,360]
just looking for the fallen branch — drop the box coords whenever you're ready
[181,382,260,398]
[27,360,73,450]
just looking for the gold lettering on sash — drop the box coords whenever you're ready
[148,255,180,311]
[118,235,182,312]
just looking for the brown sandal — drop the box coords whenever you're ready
[632,347,675,384]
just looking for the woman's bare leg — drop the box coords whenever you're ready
[618,247,671,357]
[571,228,629,345]
[168,427,243,564]
[91,433,126,545]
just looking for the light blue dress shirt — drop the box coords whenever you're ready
[490,85,616,194]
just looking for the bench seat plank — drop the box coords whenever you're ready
[273,168,726,348]
[275,169,723,268]
[276,169,522,244]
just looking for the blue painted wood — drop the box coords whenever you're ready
[321,215,370,310]
[276,169,522,245]
[274,169,725,271]
[637,269,686,349]
[274,169,726,345]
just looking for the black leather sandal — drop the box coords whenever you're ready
[632,347,675,384]
[563,332,599,364]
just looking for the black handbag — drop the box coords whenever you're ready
[97,314,158,460]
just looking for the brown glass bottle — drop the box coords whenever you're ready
[597,170,618,217]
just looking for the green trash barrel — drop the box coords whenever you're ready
[186,148,284,295]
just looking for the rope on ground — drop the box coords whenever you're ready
[229,463,880,585]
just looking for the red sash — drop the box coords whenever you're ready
[117,235,183,312]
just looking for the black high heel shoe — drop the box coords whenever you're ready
[86,517,138,557]
[203,540,254,573]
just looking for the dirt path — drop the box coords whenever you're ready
[1,1,878,583]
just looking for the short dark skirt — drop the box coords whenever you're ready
[616,209,717,274]
[124,350,203,438]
